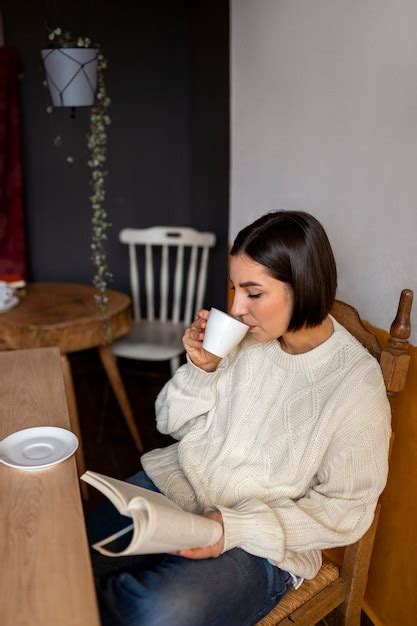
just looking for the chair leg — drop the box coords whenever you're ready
[98,345,144,453]
[170,356,180,376]
[60,354,89,500]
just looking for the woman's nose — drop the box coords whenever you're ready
[230,293,248,319]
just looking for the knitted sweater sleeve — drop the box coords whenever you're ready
[216,383,391,572]
[154,357,225,440]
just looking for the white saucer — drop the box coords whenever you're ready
[0,295,19,312]
[0,426,79,470]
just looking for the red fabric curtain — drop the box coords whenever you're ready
[0,46,26,277]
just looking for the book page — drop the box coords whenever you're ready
[82,471,223,557]
[82,471,184,516]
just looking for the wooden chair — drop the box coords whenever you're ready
[112,226,216,375]
[257,288,414,626]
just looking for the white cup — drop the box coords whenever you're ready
[0,281,13,306]
[202,307,250,358]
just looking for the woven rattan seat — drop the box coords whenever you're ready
[257,559,340,625]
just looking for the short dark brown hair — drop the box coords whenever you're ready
[230,210,337,331]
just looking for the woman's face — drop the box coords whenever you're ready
[229,253,293,342]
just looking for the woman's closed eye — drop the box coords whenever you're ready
[229,283,262,298]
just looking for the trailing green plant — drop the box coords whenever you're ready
[44,27,113,342]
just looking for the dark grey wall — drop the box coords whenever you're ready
[3,1,229,310]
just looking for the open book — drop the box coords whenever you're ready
[81,471,223,557]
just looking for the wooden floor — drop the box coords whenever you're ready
[72,349,374,626]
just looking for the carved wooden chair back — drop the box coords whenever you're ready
[257,288,413,626]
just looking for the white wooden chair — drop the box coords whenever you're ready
[112,226,216,375]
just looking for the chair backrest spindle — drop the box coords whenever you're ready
[172,245,184,324]
[184,246,198,325]
[128,244,141,322]
[145,244,155,321]
[160,244,169,322]
[195,246,210,313]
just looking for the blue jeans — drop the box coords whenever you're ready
[87,471,292,626]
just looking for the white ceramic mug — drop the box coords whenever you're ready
[0,281,13,306]
[202,307,250,358]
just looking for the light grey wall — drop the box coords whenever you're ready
[231,0,417,342]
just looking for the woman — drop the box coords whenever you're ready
[89,210,390,626]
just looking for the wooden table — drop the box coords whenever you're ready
[0,347,100,626]
[0,283,144,488]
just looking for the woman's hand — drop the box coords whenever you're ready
[183,309,222,372]
[176,510,224,560]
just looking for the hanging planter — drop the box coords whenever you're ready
[41,27,112,342]
[41,46,98,107]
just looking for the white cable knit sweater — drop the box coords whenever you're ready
[141,316,391,579]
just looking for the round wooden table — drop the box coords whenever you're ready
[0,283,144,491]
